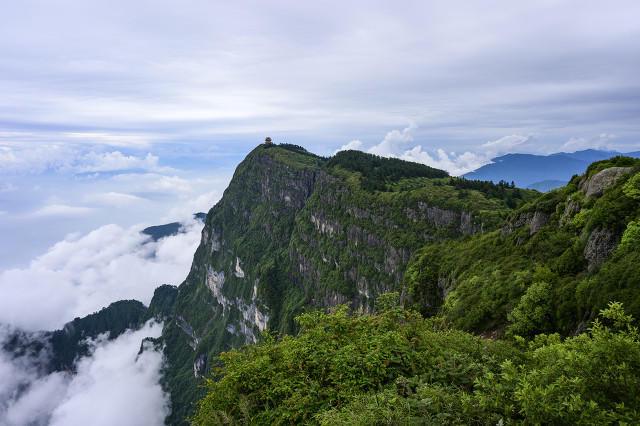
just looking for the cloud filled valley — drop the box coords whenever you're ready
[0,215,202,425]
[0,218,202,331]
[0,321,168,426]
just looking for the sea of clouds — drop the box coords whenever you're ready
[0,217,203,425]
[0,218,202,331]
[0,321,168,426]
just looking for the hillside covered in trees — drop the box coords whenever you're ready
[13,145,640,425]
[185,148,640,425]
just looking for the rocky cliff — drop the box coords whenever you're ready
[158,144,532,424]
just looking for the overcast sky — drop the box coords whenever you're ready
[1,0,640,266]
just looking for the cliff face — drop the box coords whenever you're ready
[160,145,530,424]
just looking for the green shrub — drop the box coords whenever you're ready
[619,220,640,252]
[507,281,553,338]
[192,301,640,425]
[623,172,640,200]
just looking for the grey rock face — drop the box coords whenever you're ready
[529,211,549,235]
[502,211,549,236]
[584,228,618,271]
[193,353,207,378]
[580,167,633,197]
[560,199,581,226]
[410,202,480,235]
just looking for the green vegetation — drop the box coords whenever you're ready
[193,299,640,425]
[263,143,324,169]
[160,146,640,424]
[623,172,640,200]
[584,155,638,177]
[620,220,640,251]
[448,177,526,208]
[327,150,448,191]
[407,157,640,335]
[49,300,148,371]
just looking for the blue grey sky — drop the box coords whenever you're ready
[1,0,640,266]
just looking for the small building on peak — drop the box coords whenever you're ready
[264,136,273,145]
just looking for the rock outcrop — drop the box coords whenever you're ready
[157,144,525,424]
[584,228,618,271]
[580,167,633,197]
[502,210,549,236]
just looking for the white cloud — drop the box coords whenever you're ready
[69,151,163,173]
[0,183,17,193]
[401,146,489,176]
[368,123,417,156]
[111,173,193,194]
[0,143,73,174]
[562,133,617,151]
[360,125,538,175]
[0,220,201,331]
[0,143,168,175]
[0,1,639,155]
[63,132,154,148]
[2,370,68,426]
[334,139,363,154]
[481,134,533,154]
[49,322,168,426]
[84,192,147,207]
[163,190,219,222]
[0,321,168,426]
[30,204,94,218]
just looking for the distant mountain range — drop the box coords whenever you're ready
[464,149,640,191]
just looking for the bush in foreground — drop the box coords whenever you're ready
[193,298,640,425]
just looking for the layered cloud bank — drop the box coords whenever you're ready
[0,219,202,331]
[335,123,633,177]
[335,124,539,175]
[0,321,168,426]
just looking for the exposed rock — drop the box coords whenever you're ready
[234,257,245,278]
[310,214,338,236]
[193,353,207,378]
[580,167,633,197]
[206,268,227,308]
[402,203,480,234]
[176,316,199,350]
[459,211,475,235]
[560,199,581,226]
[203,227,221,252]
[205,267,268,343]
[529,211,549,235]
[584,228,618,271]
[502,211,548,236]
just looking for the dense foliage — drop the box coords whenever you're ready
[161,147,640,424]
[192,298,640,425]
[407,159,640,335]
[448,177,526,208]
[49,300,148,371]
[327,150,449,191]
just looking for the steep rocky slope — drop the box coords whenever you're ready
[159,144,533,423]
[407,155,640,336]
